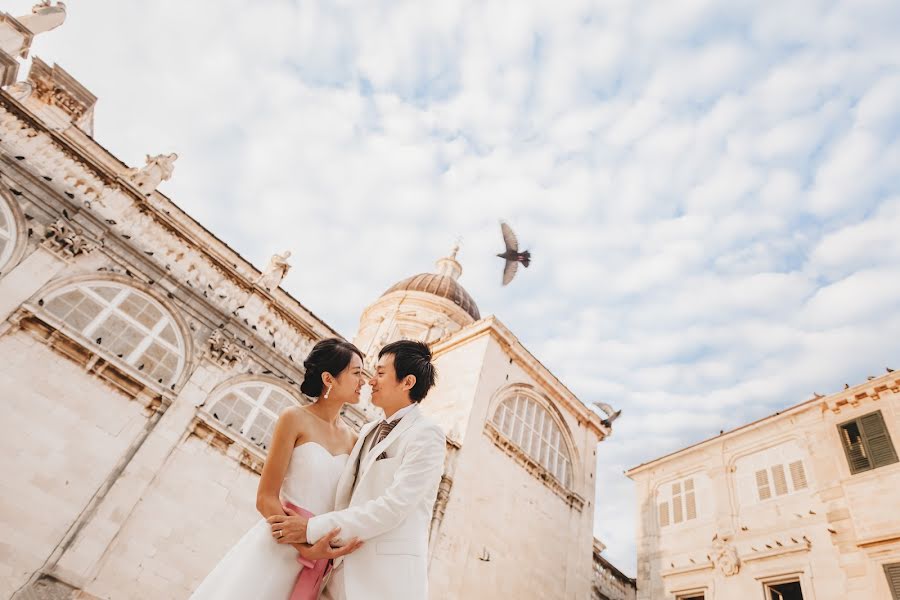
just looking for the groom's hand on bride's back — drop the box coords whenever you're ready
[296,527,364,561]
[268,507,363,559]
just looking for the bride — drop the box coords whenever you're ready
[191,338,366,600]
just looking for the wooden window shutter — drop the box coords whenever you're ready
[658,501,670,527]
[673,494,684,523]
[840,419,873,474]
[789,460,808,490]
[860,411,899,469]
[884,562,900,600]
[685,479,697,520]
[771,464,789,496]
[756,469,771,500]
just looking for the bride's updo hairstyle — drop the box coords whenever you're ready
[300,338,364,398]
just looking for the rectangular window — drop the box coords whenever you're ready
[659,477,698,528]
[885,562,900,600]
[839,411,899,474]
[765,579,804,599]
[676,594,704,600]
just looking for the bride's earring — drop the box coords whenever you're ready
[324,384,332,399]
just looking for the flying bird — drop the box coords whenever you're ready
[497,221,531,286]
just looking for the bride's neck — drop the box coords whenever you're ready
[310,396,343,424]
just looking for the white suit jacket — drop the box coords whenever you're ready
[307,404,445,600]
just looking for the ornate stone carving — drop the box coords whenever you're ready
[432,475,452,523]
[256,250,291,292]
[206,328,245,368]
[41,217,94,258]
[710,535,740,577]
[125,153,177,195]
[26,58,96,131]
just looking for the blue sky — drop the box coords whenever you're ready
[9,0,900,577]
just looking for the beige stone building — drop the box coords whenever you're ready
[627,372,900,600]
[0,5,625,599]
[593,539,637,600]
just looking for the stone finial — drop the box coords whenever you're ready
[435,243,462,280]
[710,535,740,577]
[125,153,178,196]
[256,250,291,292]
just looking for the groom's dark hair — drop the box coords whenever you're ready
[378,340,437,402]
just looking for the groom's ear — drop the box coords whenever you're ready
[402,374,416,392]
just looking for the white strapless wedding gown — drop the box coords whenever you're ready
[190,442,348,599]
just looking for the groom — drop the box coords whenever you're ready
[269,340,446,599]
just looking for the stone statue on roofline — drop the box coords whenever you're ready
[256,251,292,292]
[124,153,177,196]
[1,2,67,59]
[17,1,67,36]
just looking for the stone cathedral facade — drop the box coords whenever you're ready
[0,6,618,599]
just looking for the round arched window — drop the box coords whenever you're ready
[207,381,300,450]
[43,282,186,387]
[492,393,574,488]
[0,196,16,271]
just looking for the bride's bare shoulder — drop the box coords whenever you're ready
[278,405,311,427]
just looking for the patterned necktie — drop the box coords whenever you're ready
[373,418,400,446]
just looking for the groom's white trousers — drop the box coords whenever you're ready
[321,564,346,600]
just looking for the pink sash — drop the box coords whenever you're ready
[284,502,332,600]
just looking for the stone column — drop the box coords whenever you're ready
[47,357,228,588]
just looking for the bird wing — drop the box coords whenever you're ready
[500,221,519,252]
[502,259,518,286]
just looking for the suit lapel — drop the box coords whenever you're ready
[358,405,422,482]
[335,420,379,510]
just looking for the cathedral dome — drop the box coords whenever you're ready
[381,246,481,321]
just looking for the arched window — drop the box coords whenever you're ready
[492,393,573,488]
[0,196,16,271]
[207,381,300,450]
[43,282,186,387]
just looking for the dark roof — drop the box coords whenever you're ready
[382,273,480,320]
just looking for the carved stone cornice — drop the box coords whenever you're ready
[40,216,96,259]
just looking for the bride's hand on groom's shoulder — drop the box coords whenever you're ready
[296,527,364,561]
